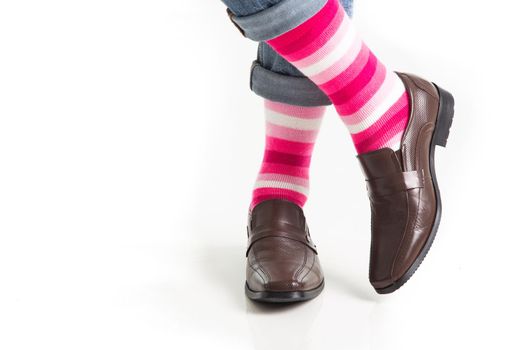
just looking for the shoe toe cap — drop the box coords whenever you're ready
[247,259,323,293]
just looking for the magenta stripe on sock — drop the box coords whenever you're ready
[265,136,315,156]
[250,99,325,209]
[340,71,397,125]
[285,4,345,62]
[263,150,311,167]
[351,95,408,145]
[335,62,387,116]
[267,0,338,55]
[263,0,411,157]
[353,97,409,153]
[251,188,308,210]
[316,43,370,93]
[293,15,351,69]
[260,162,310,179]
[357,111,409,153]
[329,52,378,105]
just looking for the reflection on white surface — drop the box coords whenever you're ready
[246,295,323,350]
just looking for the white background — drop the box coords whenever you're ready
[0,0,523,349]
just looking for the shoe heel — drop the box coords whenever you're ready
[432,84,455,147]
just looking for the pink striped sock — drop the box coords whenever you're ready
[266,0,410,154]
[250,100,325,210]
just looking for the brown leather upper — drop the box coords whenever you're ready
[357,73,440,290]
[245,199,324,292]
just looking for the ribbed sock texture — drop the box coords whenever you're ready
[250,100,325,210]
[266,0,410,154]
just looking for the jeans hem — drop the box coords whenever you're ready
[250,62,331,106]
[229,0,329,41]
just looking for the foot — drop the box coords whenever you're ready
[245,199,324,303]
[357,72,454,294]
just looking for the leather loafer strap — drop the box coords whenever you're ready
[366,169,425,197]
[246,227,317,256]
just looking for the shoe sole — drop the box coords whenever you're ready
[245,280,325,303]
[375,84,455,294]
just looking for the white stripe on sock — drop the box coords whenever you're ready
[344,78,406,134]
[265,110,324,131]
[298,19,359,77]
[253,180,310,196]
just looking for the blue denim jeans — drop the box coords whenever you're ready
[222,0,354,106]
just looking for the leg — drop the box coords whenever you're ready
[220,0,357,303]
[223,0,454,294]
[224,0,353,106]
[225,0,409,153]
[223,0,354,210]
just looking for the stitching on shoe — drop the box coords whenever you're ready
[251,244,271,283]
[248,264,269,286]
[391,120,433,278]
[390,190,412,281]
[293,244,309,281]
[390,187,422,281]
[299,253,317,284]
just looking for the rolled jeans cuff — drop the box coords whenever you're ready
[228,0,329,41]
[250,61,331,106]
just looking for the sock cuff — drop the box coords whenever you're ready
[227,0,328,41]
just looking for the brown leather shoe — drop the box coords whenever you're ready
[357,72,454,294]
[244,199,324,303]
